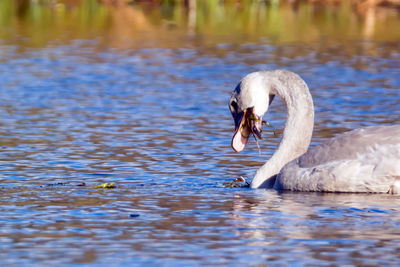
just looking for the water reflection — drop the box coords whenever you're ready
[1,0,400,265]
[3,184,400,265]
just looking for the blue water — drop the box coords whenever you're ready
[1,37,400,265]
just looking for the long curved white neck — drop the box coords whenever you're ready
[251,70,314,188]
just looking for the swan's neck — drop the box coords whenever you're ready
[251,71,314,188]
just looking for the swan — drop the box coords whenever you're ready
[229,70,400,193]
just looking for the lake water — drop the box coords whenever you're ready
[1,1,400,265]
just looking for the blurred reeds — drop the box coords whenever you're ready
[0,0,399,49]
[40,0,400,9]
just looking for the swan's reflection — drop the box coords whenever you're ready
[230,190,400,241]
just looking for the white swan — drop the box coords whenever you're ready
[229,70,400,193]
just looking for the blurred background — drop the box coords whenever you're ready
[1,0,400,48]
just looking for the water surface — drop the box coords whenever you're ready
[1,1,400,265]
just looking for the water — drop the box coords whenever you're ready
[1,1,400,265]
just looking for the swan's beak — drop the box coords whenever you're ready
[231,107,263,152]
[249,113,263,139]
[231,111,250,152]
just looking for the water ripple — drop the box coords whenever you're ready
[0,38,399,265]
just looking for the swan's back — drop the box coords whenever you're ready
[300,125,400,167]
[277,125,400,193]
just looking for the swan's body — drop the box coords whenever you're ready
[229,70,400,193]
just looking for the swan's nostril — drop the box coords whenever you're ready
[252,125,262,139]
[247,112,263,139]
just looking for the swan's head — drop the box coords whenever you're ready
[229,72,274,152]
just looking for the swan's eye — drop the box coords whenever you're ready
[230,100,238,113]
